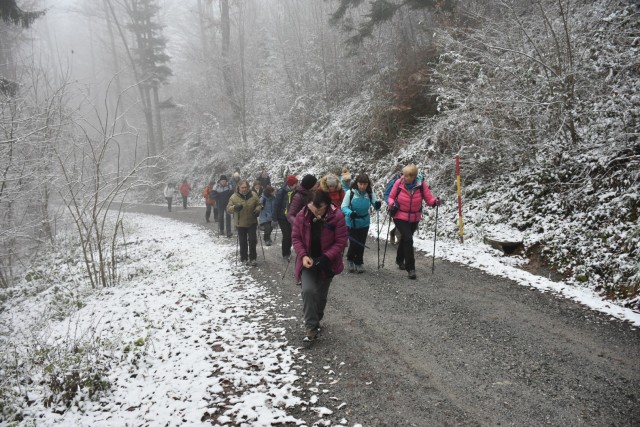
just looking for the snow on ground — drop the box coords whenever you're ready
[1,214,311,426]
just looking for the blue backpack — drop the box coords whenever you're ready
[383,175,401,205]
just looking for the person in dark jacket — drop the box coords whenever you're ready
[273,175,298,258]
[258,185,276,246]
[286,174,318,224]
[257,168,271,188]
[292,189,348,342]
[212,175,233,237]
[388,164,442,280]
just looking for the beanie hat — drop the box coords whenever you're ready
[301,174,318,190]
[286,175,298,187]
[341,169,351,182]
[219,174,228,181]
[233,172,240,179]
[325,175,338,188]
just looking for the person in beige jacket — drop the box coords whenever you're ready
[227,180,262,266]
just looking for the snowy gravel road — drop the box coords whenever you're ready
[128,203,640,426]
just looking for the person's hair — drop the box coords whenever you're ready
[351,173,372,195]
[311,189,332,208]
[236,179,250,192]
[253,179,261,186]
[264,185,275,196]
[402,164,418,180]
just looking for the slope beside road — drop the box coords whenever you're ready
[126,203,640,426]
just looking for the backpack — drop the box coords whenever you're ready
[283,188,296,215]
[383,175,401,205]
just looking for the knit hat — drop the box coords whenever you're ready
[341,169,351,182]
[301,174,318,190]
[325,175,339,188]
[286,175,298,187]
[233,172,240,179]
[219,174,228,181]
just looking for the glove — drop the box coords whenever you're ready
[434,198,442,207]
[389,202,399,216]
[253,210,260,217]
[374,201,382,210]
[234,204,243,212]
[350,211,358,219]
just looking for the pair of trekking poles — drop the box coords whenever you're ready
[377,203,439,274]
[234,213,277,266]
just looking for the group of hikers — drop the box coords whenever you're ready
[164,164,441,342]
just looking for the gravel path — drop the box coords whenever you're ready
[126,203,640,426]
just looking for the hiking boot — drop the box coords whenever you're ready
[348,261,355,273]
[227,233,233,238]
[397,262,405,270]
[407,270,417,280]
[303,328,318,342]
[355,264,365,274]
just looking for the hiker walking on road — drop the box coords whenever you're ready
[227,180,262,266]
[273,175,298,259]
[388,164,441,280]
[341,173,381,273]
[179,179,191,209]
[203,179,217,223]
[320,174,345,207]
[258,185,276,246]
[163,182,174,212]
[212,175,233,237]
[292,189,348,342]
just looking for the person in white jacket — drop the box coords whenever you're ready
[163,183,174,212]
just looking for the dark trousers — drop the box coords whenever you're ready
[237,224,257,262]
[393,219,419,271]
[218,206,232,235]
[301,268,333,330]
[346,226,369,265]
[166,197,172,212]
[205,204,214,222]
[261,221,273,241]
[182,195,188,209]
[278,219,292,257]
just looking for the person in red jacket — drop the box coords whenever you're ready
[202,180,217,222]
[291,189,348,342]
[387,164,441,280]
[179,179,191,209]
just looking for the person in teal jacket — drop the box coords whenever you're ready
[341,173,381,273]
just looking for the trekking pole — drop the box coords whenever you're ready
[235,213,239,266]
[376,210,380,270]
[257,224,266,260]
[281,255,292,281]
[432,202,439,274]
[381,212,392,268]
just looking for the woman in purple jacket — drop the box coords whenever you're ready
[292,189,348,342]
[388,164,441,280]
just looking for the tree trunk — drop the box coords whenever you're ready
[152,85,164,152]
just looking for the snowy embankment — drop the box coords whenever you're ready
[0,214,305,426]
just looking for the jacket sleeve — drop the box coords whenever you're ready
[226,195,237,215]
[422,182,437,207]
[291,209,308,258]
[324,210,348,263]
[340,190,352,217]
